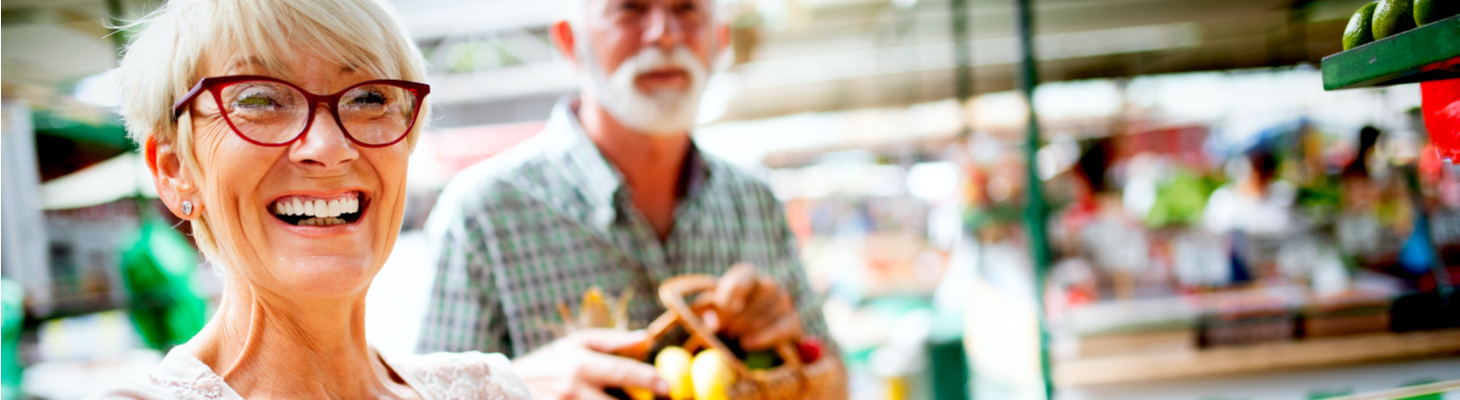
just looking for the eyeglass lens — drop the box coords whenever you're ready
[217,80,418,145]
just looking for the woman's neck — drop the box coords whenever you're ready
[185,278,414,399]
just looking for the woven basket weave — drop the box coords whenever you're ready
[644,275,847,400]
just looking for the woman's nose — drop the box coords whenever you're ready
[289,104,359,170]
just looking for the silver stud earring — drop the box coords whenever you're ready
[181,201,193,216]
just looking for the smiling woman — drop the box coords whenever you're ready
[86,0,532,399]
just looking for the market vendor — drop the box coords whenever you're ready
[415,0,840,398]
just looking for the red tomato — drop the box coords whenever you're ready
[798,337,825,363]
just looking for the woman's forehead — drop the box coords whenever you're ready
[205,53,381,92]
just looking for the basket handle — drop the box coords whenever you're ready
[654,274,805,379]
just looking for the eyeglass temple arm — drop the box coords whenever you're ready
[172,79,212,121]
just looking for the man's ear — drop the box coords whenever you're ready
[145,134,198,220]
[551,20,580,70]
[715,23,731,58]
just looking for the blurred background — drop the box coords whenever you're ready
[3,0,1459,399]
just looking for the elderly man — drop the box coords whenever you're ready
[417,0,837,398]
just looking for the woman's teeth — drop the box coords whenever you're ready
[298,217,347,226]
[271,196,361,226]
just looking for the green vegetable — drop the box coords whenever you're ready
[743,350,783,370]
[1416,0,1460,25]
[1344,2,1378,49]
[1373,0,1417,39]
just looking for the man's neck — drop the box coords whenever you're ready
[185,278,414,399]
[578,97,691,239]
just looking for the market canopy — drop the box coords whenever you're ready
[39,152,157,210]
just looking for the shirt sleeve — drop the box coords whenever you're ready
[416,192,511,355]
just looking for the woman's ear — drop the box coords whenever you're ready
[550,20,580,70]
[145,134,198,219]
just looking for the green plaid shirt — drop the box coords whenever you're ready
[416,99,826,357]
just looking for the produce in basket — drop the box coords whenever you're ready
[691,349,734,400]
[656,346,696,400]
[552,286,635,336]
[643,275,847,400]
[797,337,825,363]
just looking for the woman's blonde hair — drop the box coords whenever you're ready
[115,0,430,264]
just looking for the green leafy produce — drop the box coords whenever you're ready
[1373,0,1417,38]
[1344,2,1378,49]
[743,350,783,370]
[1416,0,1460,25]
[1144,171,1221,228]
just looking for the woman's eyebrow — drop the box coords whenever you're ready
[224,57,297,80]
[227,57,269,70]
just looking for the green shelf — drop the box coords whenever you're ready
[1321,14,1460,91]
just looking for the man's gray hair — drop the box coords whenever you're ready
[560,0,728,32]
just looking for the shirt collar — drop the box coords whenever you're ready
[540,96,713,230]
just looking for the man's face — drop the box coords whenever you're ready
[574,0,721,135]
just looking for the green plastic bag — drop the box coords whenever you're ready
[118,220,207,350]
[3,278,23,400]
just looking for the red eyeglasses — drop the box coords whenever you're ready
[171,75,430,148]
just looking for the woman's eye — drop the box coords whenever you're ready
[347,91,387,106]
[235,94,276,107]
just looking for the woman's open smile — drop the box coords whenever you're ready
[268,189,370,228]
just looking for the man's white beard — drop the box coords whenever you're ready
[581,45,708,136]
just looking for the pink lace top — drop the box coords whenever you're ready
[86,347,532,400]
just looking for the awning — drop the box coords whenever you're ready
[39,152,157,210]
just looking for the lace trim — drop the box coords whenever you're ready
[406,355,531,400]
[147,374,226,400]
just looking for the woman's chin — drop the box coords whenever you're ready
[252,214,390,298]
[270,256,379,298]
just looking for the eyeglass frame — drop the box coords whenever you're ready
[170,75,431,148]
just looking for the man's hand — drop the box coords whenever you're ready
[513,329,669,400]
[707,263,804,351]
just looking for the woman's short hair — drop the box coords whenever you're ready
[115,0,429,264]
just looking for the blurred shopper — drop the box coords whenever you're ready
[1202,149,1297,236]
[1335,126,1400,257]
[417,0,841,398]
[1201,148,1301,283]
[88,0,531,398]
[1342,126,1384,179]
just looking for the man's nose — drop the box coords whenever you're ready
[643,5,680,50]
[289,104,359,170]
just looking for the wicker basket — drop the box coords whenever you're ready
[644,275,847,400]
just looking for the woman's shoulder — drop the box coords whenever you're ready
[85,348,239,400]
[385,351,533,400]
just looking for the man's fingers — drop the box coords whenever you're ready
[715,263,756,314]
[740,315,803,350]
[577,329,650,354]
[727,277,788,333]
[579,352,671,395]
[726,286,779,333]
[704,310,722,332]
[569,387,620,400]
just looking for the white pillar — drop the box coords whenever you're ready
[3,101,53,316]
